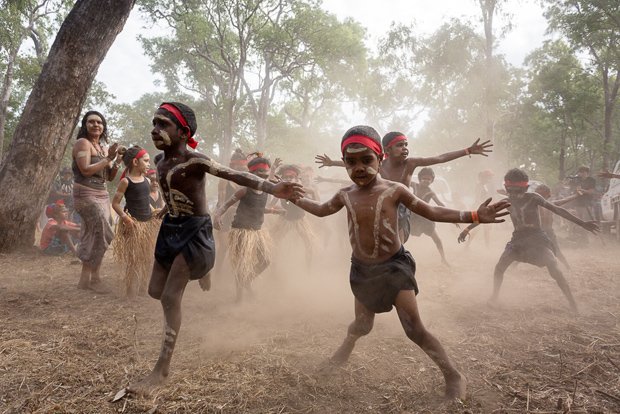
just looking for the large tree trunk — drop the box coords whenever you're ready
[0,0,135,252]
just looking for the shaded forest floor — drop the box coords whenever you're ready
[1,227,620,413]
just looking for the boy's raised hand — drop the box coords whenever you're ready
[582,220,600,233]
[315,154,335,168]
[468,138,493,156]
[477,197,511,223]
[271,181,304,201]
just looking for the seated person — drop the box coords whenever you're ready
[40,201,80,256]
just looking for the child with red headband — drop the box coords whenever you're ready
[458,168,599,312]
[126,102,303,397]
[213,156,284,302]
[316,132,493,242]
[268,164,317,266]
[111,145,159,298]
[293,125,510,400]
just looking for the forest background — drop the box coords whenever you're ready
[0,0,618,249]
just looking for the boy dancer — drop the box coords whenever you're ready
[127,102,303,396]
[316,132,492,241]
[293,125,510,399]
[458,169,598,312]
[410,167,452,265]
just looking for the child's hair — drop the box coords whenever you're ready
[230,148,246,162]
[341,126,382,157]
[247,157,271,172]
[504,168,529,183]
[119,145,145,169]
[418,167,435,180]
[382,131,406,149]
[535,184,551,197]
[577,165,590,173]
[159,102,197,137]
[77,110,109,143]
[278,164,301,177]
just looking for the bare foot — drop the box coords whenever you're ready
[329,339,355,365]
[127,371,167,397]
[198,273,211,291]
[89,280,111,294]
[445,372,467,400]
[486,297,501,309]
[77,280,90,290]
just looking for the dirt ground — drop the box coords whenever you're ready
[1,223,619,414]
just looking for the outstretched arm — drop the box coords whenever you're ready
[551,193,579,207]
[540,197,599,232]
[457,223,480,243]
[199,156,304,200]
[400,186,510,224]
[430,193,446,207]
[213,188,246,230]
[410,138,493,167]
[315,154,345,168]
[292,191,345,217]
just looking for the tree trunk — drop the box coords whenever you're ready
[0,38,26,159]
[602,70,619,169]
[0,0,135,252]
[559,128,566,180]
[480,0,497,143]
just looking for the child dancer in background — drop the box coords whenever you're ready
[270,164,317,266]
[410,167,452,266]
[111,146,160,298]
[213,157,284,301]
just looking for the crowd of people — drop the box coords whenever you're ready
[39,102,609,402]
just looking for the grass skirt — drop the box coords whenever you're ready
[272,217,316,250]
[112,217,161,298]
[228,228,272,287]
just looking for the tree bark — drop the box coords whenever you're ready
[0,0,135,252]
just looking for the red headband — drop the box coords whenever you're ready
[386,134,407,148]
[159,103,198,149]
[341,135,383,157]
[248,163,270,172]
[504,180,529,188]
[120,149,148,179]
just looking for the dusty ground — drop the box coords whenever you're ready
[1,224,619,413]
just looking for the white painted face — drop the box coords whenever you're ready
[343,144,381,187]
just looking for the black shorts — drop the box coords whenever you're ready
[155,214,216,280]
[349,246,419,314]
[504,229,555,267]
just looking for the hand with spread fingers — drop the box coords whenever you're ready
[582,220,600,233]
[457,229,470,243]
[477,197,511,223]
[468,138,493,157]
[315,154,336,168]
[272,181,304,201]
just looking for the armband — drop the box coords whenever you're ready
[471,210,479,224]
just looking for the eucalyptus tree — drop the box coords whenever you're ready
[544,0,620,167]
[0,0,71,157]
[0,0,135,252]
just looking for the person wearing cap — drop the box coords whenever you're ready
[39,201,80,256]
[291,125,510,400]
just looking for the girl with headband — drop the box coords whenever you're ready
[111,145,160,298]
[213,156,285,302]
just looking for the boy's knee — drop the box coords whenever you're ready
[148,285,163,300]
[160,291,181,309]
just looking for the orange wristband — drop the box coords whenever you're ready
[471,210,479,223]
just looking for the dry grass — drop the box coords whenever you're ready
[1,230,619,413]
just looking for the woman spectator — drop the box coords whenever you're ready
[71,110,120,291]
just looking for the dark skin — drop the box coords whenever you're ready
[411,176,452,266]
[458,186,599,312]
[294,144,510,400]
[47,208,80,255]
[127,110,303,397]
[72,113,120,291]
[315,138,493,186]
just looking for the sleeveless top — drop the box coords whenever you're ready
[124,178,152,222]
[72,154,106,190]
[231,190,269,230]
[150,191,165,210]
[280,199,305,221]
